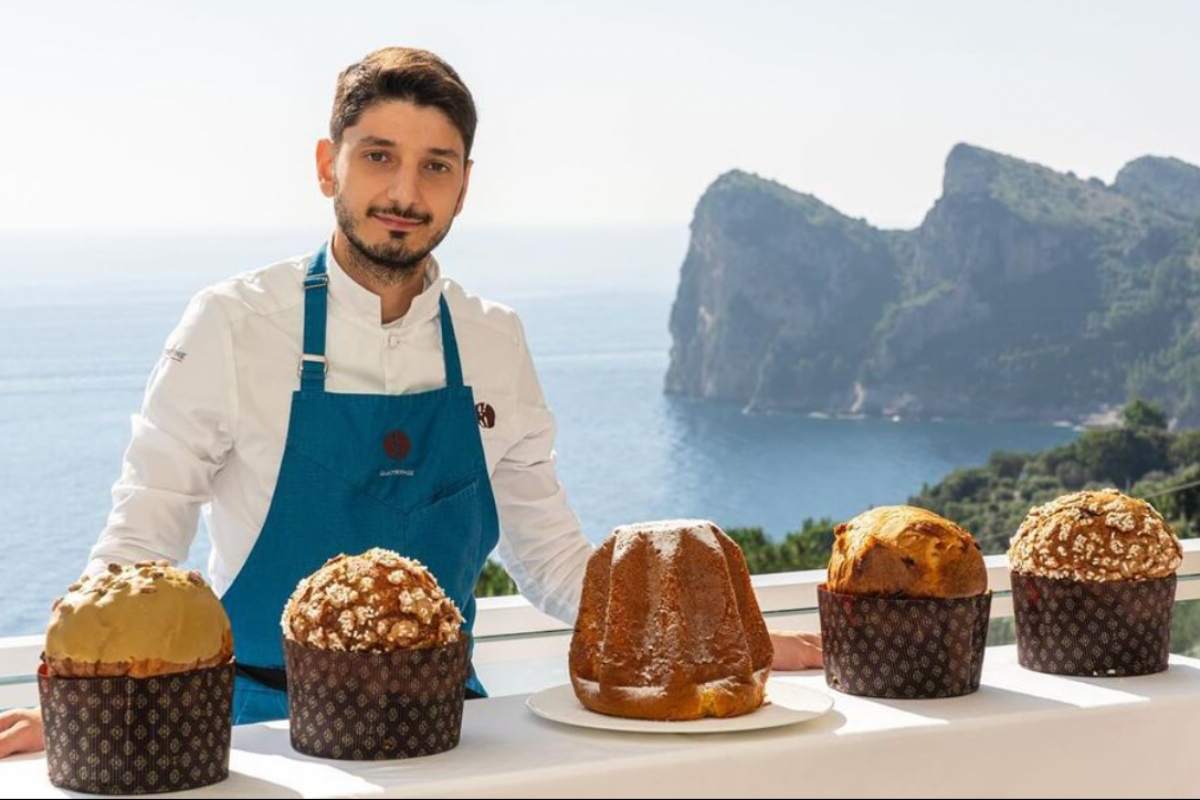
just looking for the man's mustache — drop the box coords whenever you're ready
[369,207,431,224]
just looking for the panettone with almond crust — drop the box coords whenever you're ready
[281,547,463,652]
[1008,488,1182,582]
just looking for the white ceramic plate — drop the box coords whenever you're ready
[525,679,833,734]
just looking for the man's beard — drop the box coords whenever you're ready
[333,193,452,286]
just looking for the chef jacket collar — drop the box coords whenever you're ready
[325,234,444,329]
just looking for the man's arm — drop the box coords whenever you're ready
[769,631,823,669]
[0,709,43,758]
[488,316,593,627]
[86,288,237,575]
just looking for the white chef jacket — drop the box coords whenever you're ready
[86,238,593,626]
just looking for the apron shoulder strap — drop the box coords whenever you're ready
[300,246,330,393]
[438,294,464,389]
[301,244,462,392]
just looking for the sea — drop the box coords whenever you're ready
[0,225,1078,636]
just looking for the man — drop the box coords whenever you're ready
[0,46,821,754]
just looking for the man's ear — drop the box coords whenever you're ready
[453,158,473,217]
[316,139,337,198]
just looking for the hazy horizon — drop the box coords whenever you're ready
[0,223,693,297]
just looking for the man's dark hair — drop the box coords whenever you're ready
[330,47,477,161]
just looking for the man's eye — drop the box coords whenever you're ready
[427,162,451,173]
[365,151,389,163]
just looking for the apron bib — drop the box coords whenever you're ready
[219,244,500,724]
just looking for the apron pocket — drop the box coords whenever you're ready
[403,478,485,603]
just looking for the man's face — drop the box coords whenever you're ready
[317,99,472,277]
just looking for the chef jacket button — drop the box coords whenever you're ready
[387,333,401,348]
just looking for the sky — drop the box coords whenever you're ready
[1,0,1197,235]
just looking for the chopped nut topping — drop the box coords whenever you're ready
[1009,489,1182,582]
[280,548,464,652]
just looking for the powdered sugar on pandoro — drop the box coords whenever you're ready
[609,519,722,561]
[281,548,463,651]
[1008,489,1183,582]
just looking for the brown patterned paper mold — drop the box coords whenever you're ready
[280,548,470,760]
[818,506,992,699]
[284,636,469,759]
[1010,573,1175,676]
[38,661,234,795]
[818,586,991,698]
[1008,489,1183,677]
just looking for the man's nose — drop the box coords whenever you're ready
[386,161,423,208]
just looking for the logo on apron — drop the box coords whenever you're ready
[382,430,412,461]
[475,402,496,429]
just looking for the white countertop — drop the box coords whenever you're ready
[5,645,1200,798]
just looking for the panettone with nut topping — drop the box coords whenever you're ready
[1008,489,1182,678]
[281,547,464,651]
[1008,488,1183,582]
[44,560,233,678]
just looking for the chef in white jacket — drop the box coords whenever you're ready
[0,44,821,753]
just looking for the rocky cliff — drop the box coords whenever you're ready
[665,144,1200,427]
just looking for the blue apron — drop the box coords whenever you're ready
[220,243,499,724]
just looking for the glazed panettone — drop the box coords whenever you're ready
[569,520,774,721]
[282,548,463,652]
[44,560,233,678]
[827,505,988,598]
[1008,488,1183,582]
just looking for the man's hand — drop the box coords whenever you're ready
[769,630,823,670]
[0,707,45,758]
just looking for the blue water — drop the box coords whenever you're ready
[0,227,1077,636]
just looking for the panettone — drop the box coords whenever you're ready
[1008,488,1183,582]
[827,505,987,598]
[1008,489,1182,678]
[44,560,233,678]
[281,547,463,651]
[281,548,470,760]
